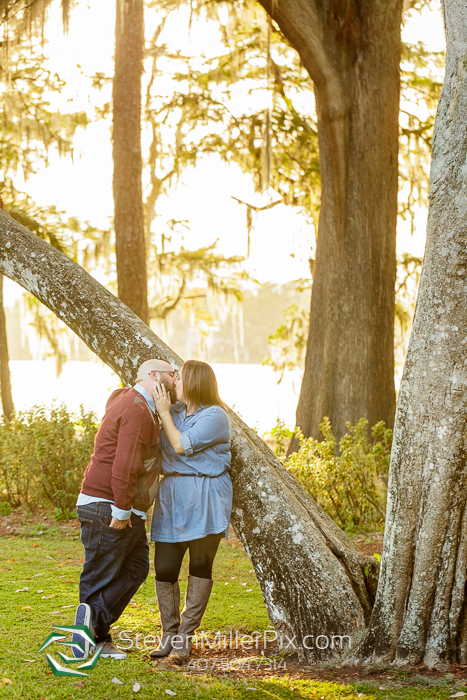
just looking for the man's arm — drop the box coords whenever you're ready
[109,405,150,528]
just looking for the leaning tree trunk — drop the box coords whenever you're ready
[0,211,380,662]
[356,0,467,670]
[260,0,401,448]
[0,274,14,421]
[113,0,149,324]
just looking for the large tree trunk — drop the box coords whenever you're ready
[0,211,380,662]
[356,0,467,670]
[113,0,149,324]
[260,0,401,447]
[0,274,14,421]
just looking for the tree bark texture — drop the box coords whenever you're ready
[260,0,401,447]
[356,0,467,669]
[113,0,149,324]
[0,274,14,421]
[0,212,381,662]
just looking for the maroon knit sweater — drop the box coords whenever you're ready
[80,388,160,511]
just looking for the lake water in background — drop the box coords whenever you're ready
[9,361,302,435]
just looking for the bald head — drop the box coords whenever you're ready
[136,359,174,382]
[135,358,176,397]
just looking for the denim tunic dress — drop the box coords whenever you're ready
[150,403,233,543]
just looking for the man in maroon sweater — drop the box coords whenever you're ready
[73,359,175,660]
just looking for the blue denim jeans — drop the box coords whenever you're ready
[77,502,149,643]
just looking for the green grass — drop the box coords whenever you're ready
[0,528,464,700]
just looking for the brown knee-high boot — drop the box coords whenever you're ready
[150,580,181,658]
[169,575,213,663]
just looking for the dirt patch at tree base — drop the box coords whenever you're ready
[150,646,467,690]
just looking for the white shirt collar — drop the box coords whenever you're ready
[133,384,156,413]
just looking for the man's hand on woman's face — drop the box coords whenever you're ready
[153,381,172,415]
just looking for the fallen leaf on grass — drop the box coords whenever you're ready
[23,659,36,663]
[76,681,86,688]
[42,594,56,599]
[112,677,123,685]
[62,605,74,608]
[22,606,32,610]
[46,556,54,560]
[1,678,13,685]
[33,543,39,548]
[133,682,141,692]
[246,589,253,592]
[50,611,62,615]
[37,590,44,594]
[451,694,467,698]
[165,690,176,696]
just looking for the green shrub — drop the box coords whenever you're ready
[0,501,11,516]
[0,404,98,514]
[268,419,293,460]
[271,417,392,532]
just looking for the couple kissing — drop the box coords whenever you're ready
[73,358,232,664]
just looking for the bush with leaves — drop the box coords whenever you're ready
[269,417,392,532]
[0,404,98,516]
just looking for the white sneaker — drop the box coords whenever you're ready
[96,641,127,660]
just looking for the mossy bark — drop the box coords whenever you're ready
[354,0,467,670]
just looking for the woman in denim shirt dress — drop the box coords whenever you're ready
[150,360,232,663]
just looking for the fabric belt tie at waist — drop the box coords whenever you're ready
[162,469,228,479]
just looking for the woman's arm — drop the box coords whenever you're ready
[153,383,184,454]
[177,407,230,455]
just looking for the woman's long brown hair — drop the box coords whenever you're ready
[181,360,226,411]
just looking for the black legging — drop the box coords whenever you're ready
[154,533,224,584]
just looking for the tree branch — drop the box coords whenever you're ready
[231,196,283,212]
[258,0,335,91]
